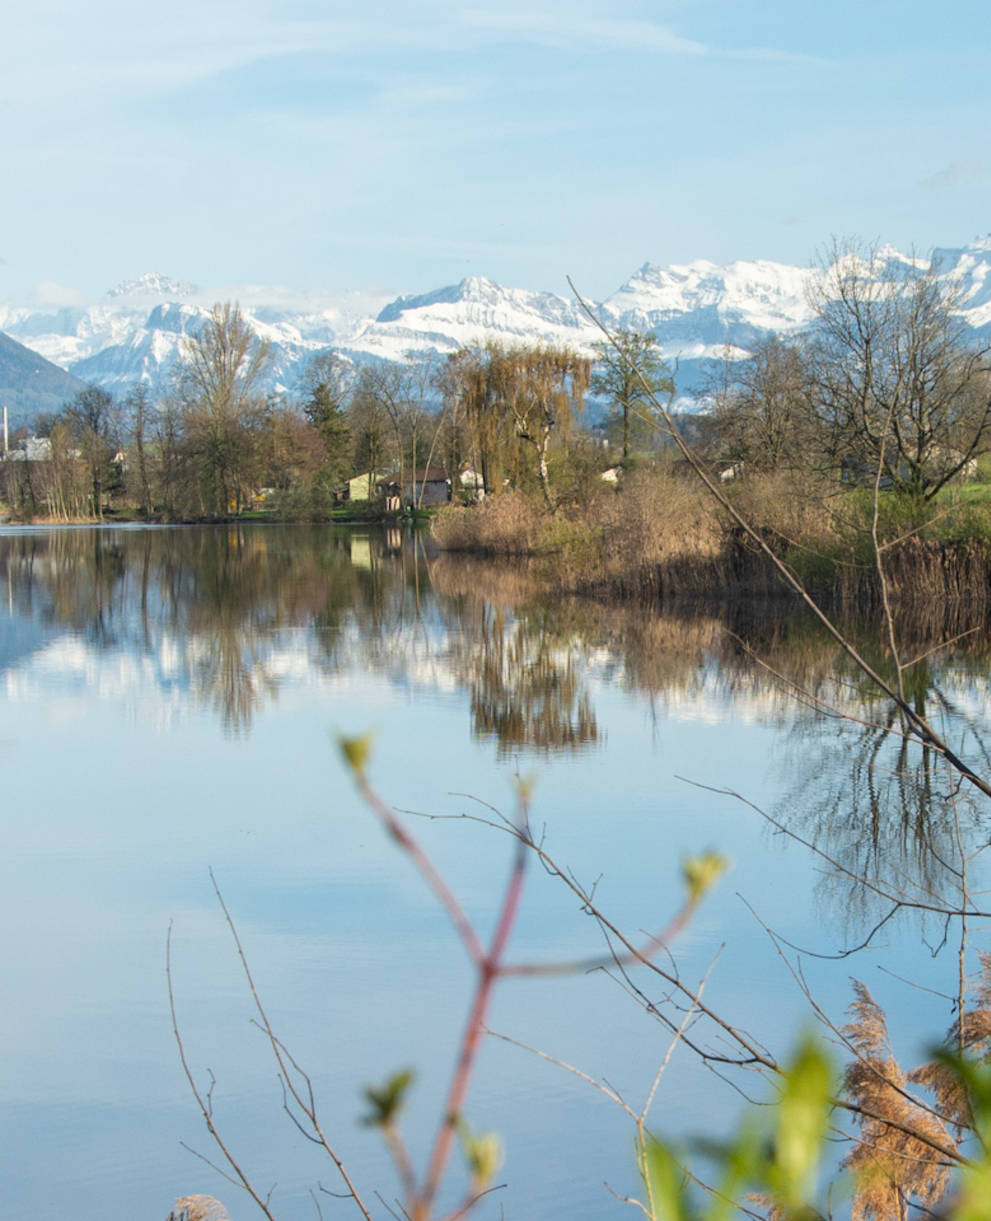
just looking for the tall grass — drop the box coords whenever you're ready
[431,469,991,608]
[430,489,541,556]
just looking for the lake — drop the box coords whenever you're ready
[1,523,989,1221]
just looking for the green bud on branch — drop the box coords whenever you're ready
[681,851,728,903]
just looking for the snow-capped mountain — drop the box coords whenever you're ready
[105,273,199,300]
[600,258,815,359]
[3,239,991,419]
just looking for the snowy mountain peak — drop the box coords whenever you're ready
[5,237,991,412]
[106,273,199,300]
[375,276,510,323]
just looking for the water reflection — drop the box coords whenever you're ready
[3,524,991,921]
[772,651,991,932]
[3,527,602,750]
[11,524,991,1221]
[426,551,991,935]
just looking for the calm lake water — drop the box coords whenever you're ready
[2,524,990,1221]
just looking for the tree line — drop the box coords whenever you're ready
[0,300,637,520]
[699,241,991,502]
[3,240,991,523]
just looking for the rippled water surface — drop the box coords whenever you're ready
[2,524,989,1221]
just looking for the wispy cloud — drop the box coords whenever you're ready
[2,0,817,121]
[0,2,704,110]
[920,159,990,190]
[457,5,818,62]
[29,281,87,307]
[373,81,483,112]
[460,8,710,55]
[0,4,408,105]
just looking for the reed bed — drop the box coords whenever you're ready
[431,471,991,614]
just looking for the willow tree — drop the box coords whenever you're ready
[450,343,591,506]
[440,348,505,497]
[177,302,271,516]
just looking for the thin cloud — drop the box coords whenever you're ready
[2,1,812,116]
[920,159,990,190]
[29,281,87,307]
[461,9,710,54]
[458,6,818,62]
[373,81,483,112]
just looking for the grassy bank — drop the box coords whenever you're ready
[431,469,991,609]
[0,501,437,527]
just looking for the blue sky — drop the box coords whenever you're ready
[3,0,990,306]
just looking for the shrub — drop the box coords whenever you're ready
[431,490,543,555]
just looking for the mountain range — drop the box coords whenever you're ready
[2,238,991,430]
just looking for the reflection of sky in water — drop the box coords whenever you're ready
[1,526,989,1221]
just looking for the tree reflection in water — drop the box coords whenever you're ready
[771,641,991,936]
[468,606,598,754]
[2,525,361,733]
[4,525,991,907]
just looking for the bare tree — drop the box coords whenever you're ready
[64,385,119,519]
[807,242,991,499]
[126,383,154,517]
[177,303,271,516]
[347,365,394,496]
[350,354,447,508]
[705,335,820,474]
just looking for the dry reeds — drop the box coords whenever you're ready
[842,980,958,1221]
[167,1196,232,1221]
[432,469,991,611]
[910,953,991,1132]
[431,489,541,556]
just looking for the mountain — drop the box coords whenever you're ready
[105,273,199,299]
[600,258,814,353]
[3,241,991,413]
[0,331,87,429]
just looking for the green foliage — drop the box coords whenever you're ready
[844,487,937,541]
[530,515,602,560]
[780,543,842,589]
[772,1037,832,1210]
[304,382,352,485]
[446,342,592,506]
[681,851,728,903]
[641,1134,692,1221]
[939,1054,991,1221]
[545,439,615,509]
[361,1069,415,1127]
[458,1119,504,1190]
[592,330,673,460]
[338,732,373,776]
[639,1038,834,1221]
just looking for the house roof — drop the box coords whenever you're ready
[380,465,450,486]
[409,465,450,482]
